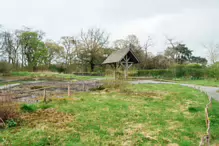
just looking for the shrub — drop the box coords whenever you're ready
[171,64,205,79]
[39,104,52,110]
[207,62,219,80]
[73,72,104,76]
[137,64,205,79]
[0,103,20,125]
[11,71,32,76]
[6,119,17,127]
[102,80,129,91]
[137,69,173,78]
[20,104,37,113]
[0,61,12,75]
[89,85,105,91]
[171,64,186,78]
[49,64,66,73]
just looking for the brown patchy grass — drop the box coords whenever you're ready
[20,108,74,129]
[123,91,169,99]
[1,84,219,145]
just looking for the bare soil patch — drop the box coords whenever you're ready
[0,81,101,103]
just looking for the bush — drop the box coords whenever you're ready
[49,64,66,73]
[0,61,12,75]
[6,119,17,127]
[171,64,205,79]
[0,103,20,125]
[20,104,37,113]
[207,62,219,80]
[73,72,104,76]
[39,103,52,110]
[137,64,205,79]
[102,80,129,91]
[137,69,173,78]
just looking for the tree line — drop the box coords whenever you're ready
[0,25,214,73]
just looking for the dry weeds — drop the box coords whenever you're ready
[20,108,74,129]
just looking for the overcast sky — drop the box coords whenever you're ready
[0,0,219,57]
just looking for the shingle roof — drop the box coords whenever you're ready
[102,48,139,64]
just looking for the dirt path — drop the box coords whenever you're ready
[131,80,219,101]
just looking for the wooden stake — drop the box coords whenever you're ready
[208,97,212,108]
[43,89,47,103]
[68,84,71,97]
[114,63,117,80]
[83,82,85,91]
[205,107,209,128]
[0,117,5,127]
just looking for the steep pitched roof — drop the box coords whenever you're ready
[102,48,139,64]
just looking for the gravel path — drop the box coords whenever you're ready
[131,80,219,101]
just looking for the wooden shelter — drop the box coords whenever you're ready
[102,47,139,79]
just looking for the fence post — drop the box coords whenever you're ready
[68,84,71,97]
[43,89,47,103]
[83,82,85,91]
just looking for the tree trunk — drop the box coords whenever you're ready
[90,63,95,72]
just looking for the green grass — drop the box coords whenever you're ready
[0,82,19,86]
[0,84,218,145]
[173,79,219,87]
[10,71,107,81]
[130,77,219,87]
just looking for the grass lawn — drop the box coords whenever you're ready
[0,82,19,86]
[9,71,107,81]
[130,77,219,87]
[173,79,219,87]
[0,84,218,145]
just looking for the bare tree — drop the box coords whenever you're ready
[0,26,5,60]
[143,36,153,57]
[126,34,141,50]
[11,30,22,68]
[45,40,64,65]
[60,36,76,66]
[113,39,127,50]
[204,43,219,64]
[78,28,109,72]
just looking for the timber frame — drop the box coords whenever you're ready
[102,47,139,79]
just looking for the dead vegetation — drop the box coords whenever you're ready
[20,108,74,128]
[0,93,20,128]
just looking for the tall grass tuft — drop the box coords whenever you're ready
[0,93,20,127]
[20,104,37,113]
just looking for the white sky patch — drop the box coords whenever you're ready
[0,0,219,59]
[110,8,219,57]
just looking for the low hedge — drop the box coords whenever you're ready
[0,61,12,75]
[137,69,173,78]
[137,64,206,79]
[73,72,104,76]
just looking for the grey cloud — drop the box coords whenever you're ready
[0,0,219,58]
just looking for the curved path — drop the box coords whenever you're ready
[131,80,219,101]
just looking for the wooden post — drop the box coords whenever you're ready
[83,82,85,91]
[121,55,133,80]
[114,63,117,80]
[0,117,5,128]
[205,107,209,128]
[208,97,212,108]
[68,84,71,97]
[43,89,47,103]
